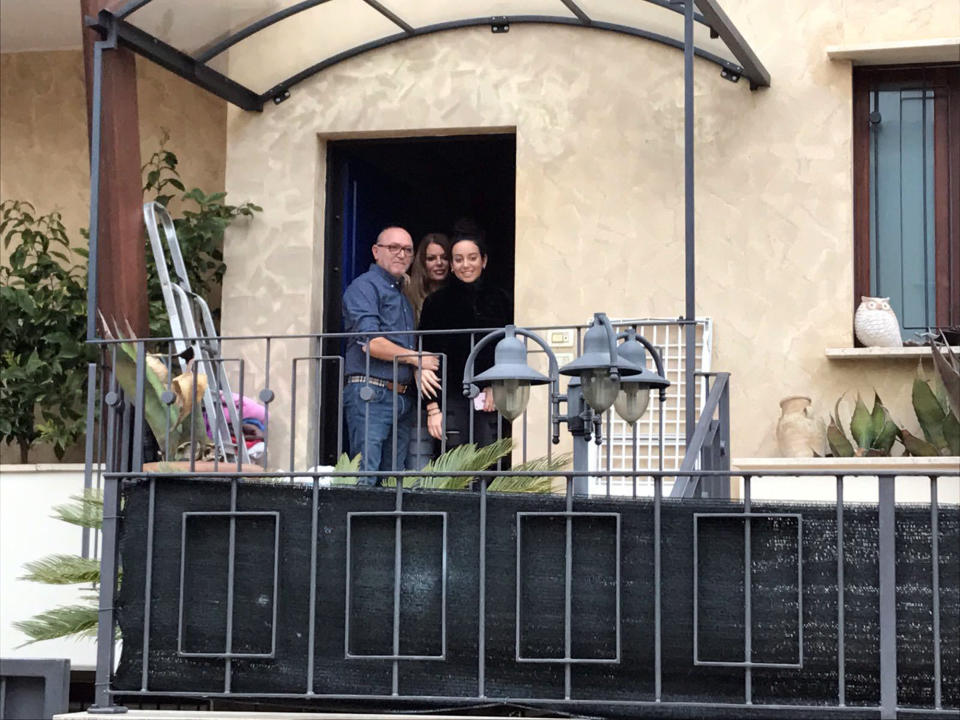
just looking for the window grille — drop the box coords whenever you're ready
[587,318,712,497]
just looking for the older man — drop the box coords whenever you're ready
[342,226,439,478]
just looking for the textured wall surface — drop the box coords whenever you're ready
[0,49,227,260]
[1,49,229,462]
[213,0,956,461]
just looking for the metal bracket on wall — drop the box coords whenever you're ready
[491,16,510,33]
[720,68,741,83]
[273,90,291,105]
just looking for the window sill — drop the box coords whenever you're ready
[825,346,960,360]
[826,38,960,65]
[734,456,960,473]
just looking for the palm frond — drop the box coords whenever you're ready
[51,490,103,529]
[329,452,362,485]
[418,438,514,489]
[489,452,572,493]
[13,602,99,645]
[21,554,100,585]
[333,452,361,472]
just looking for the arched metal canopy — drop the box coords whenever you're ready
[90,0,770,112]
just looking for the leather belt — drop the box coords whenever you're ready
[346,375,409,395]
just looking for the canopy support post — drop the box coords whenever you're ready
[683,0,696,449]
[82,1,149,339]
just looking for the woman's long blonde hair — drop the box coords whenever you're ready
[406,232,450,321]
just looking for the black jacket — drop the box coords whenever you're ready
[418,276,513,390]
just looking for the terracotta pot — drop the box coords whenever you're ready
[776,396,826,458]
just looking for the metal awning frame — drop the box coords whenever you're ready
[87,0,770,111]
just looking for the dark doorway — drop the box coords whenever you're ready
[319,133,516,465]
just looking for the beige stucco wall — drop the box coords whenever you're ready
[218,0,959,465]
[1,49,228,463]
[0,49,227,260]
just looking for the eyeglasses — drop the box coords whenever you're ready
[376,243,414,256]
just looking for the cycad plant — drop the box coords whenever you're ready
[330,437,570,493]
[14,490,103,644]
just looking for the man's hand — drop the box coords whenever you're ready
[417,368,441,398]
[426,407,444,440]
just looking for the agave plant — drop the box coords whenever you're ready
[929,334,960,418]
[101,315,208,459]
[901,375,960,457]
[330,437,569,493]
[13,490,104,644]
[826,392,901,457]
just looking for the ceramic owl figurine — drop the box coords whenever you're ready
[854,296,903,347]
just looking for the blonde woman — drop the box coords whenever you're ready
[404,232,450,321]
[405,232,450,468]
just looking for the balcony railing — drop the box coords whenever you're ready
[80,326,959,718]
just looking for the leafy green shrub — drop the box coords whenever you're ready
[1,139,262,462]
[141,138,262,336]
[0,201,92,462]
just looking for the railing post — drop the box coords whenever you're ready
[89,475,127,713]
[715,375,731,498]
[82,363,98,559]
[87,357,127,714]
[878,474,897,720]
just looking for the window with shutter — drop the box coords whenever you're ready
[853,64,960,342]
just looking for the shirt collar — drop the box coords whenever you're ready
[370,262,404,289]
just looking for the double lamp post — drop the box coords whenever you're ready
[463,312,671,494]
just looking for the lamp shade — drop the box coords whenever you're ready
[472,333,551,386]
[615,336,671,391]
[558,322,645,378]
[473,331,551,420]
[612,335,670,423]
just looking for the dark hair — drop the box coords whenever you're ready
[451,232,488,258]
[452,217,485,240]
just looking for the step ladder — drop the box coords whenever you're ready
[143,201,249,464]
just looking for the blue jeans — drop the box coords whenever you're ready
[343,382,413,481]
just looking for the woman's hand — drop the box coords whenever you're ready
[481,386,496,412]
[409,353,439,372]
[417,367,441,399]
[426,406,444,440]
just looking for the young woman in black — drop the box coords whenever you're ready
[418,233,512,450]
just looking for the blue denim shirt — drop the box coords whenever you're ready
[342,263,415,383]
